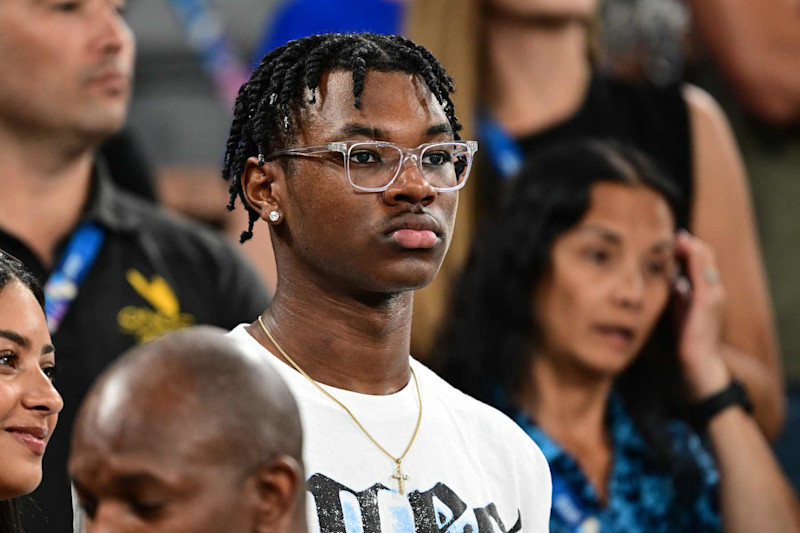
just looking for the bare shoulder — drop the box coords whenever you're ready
[682,84,732,133]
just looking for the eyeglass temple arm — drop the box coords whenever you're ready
[263,143,347,162]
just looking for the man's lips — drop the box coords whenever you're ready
[390,229,439,249]
[86,70,130,91]
[383,215,443,250]
[5,425,48,455]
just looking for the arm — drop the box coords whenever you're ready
[688,0,800,125]
[685,85,785,439]
[674,233,800,533]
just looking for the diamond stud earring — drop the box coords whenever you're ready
[268,210,280,223]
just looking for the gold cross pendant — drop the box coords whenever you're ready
[391,461,409,495]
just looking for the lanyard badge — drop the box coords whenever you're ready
[44,222,106,334]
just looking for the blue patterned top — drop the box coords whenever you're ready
[508,394,721,532]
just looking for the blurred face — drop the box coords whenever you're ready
[489,0,598,19]
[273,69,458,293]
[0,280,62,500]
[0,0,135,142]
[533,182,676,377]
[70,397,260,532]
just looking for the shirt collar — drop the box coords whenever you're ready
[499,388,646,463]
[83,158,140,234]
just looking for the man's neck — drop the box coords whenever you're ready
[485,17,592,136]
[0,129,95,267]
[521,355,613,450]
[249,276,415,395]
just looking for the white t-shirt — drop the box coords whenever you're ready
[228,325,552,533]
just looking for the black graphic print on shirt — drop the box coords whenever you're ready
[307,474,522,533]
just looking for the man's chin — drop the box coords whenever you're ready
[75,112,128,144]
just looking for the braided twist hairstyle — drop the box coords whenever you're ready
[221,32,462,243]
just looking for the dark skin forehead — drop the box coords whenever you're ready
[69,372,226,489]
[70,328,301,494]
[297,69,453,147]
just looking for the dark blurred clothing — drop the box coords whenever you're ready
[481,75,692,229]
[253,0,403,62]
[1,163,270,531]
[99,129,158,203]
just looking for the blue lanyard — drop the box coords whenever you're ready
[476,113,524,180]
[44,222,105,334]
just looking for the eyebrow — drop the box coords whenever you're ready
[0,330,28,348]
[335,122,454,141]
[575,225,622,245]
[0,330,55,356]
[576,225,675,252]
[115,472,171,488]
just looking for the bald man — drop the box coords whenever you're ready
[68,327,306,533]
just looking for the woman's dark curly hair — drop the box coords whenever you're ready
[435,139,703,508]
[0,251,45,532]
[221,32,462,243]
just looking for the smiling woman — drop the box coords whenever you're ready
[0,251,63,532]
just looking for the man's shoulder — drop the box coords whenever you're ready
[113,190,219,239]
[110,188,244,261]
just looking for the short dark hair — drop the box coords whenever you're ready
[221,32,462,243]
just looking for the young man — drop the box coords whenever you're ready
[0,1,269,529]
[69,327,306,532]
[224,33,552,532]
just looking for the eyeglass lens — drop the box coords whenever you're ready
[347,142,471,190]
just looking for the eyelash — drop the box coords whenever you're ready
[0,351,57,382]
[43,364,58,383]
[0,351,18,369]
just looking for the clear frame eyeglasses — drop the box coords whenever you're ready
[263,140,479,192]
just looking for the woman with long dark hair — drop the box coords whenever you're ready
[436,140,799,532]
[0,251,62,532]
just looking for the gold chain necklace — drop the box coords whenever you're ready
[257,315,422,495]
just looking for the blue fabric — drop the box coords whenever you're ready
[774,385,800,493]
[253,0,403,65]
[508,394,721,532]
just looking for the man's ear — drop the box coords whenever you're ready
[253,456,305,533]
[242,156,286,223]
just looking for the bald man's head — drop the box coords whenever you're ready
[69,327,305,533]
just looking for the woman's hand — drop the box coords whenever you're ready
[673,231,732,400]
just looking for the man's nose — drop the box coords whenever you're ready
[382,156,437,207]
[92,3,132,57]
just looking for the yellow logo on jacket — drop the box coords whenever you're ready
[117,269,195,343]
